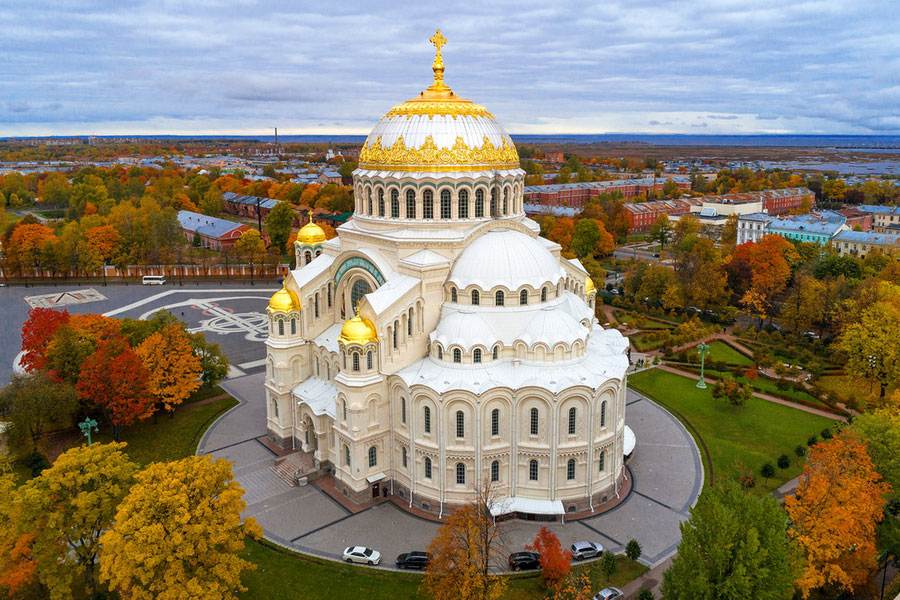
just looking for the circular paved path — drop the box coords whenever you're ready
[199,374,703,570]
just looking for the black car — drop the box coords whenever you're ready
[396,551,431,570]
[507,551,541,571]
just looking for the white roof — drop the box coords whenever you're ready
[290,254,335,290]
[400,249,451,267]
[490,496,564,517]
[292,377,337,419]
[518,308,588,347]
[624,425,635,457]
[313,323,343,353]
[430,310,499,351]
[449,228,566,291]
[365,273,420,315]
[566,257,588,276]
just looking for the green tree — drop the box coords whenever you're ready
[625,539,642,562]
[852,409,900,499]
[599,551,617,585]
[777,454,791,471]
[557,166,572,184]
[0,373,77,457]
[661,480,796,599]
[760,462,776,484]
[571,218,601,259]
[234,229,265,276]
[265,201,296,253]
[198,187,224,217]
[190,332,230,388]
[648,214,673,253]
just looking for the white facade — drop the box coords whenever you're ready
[264,52,630,517]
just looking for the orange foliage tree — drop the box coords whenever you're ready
[785,432,890,597]
[527,526,571,590]
[76,337,155,440]
[548,217,576,255]
[20,308,70,372]
[0,470,38,597]
[134,323,202,414]
[5,223,57,273]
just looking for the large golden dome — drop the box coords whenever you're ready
[297,220,326,245]
[357,30,520,173]
[338,312,378,345]
[268,282,301,312]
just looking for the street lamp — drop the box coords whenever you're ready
[78,417,98,446]
[696,342,710,389]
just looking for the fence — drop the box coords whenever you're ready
[0,263,291,283]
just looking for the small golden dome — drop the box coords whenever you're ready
[586,276,596,293]
[268,283,301,312]
[338,313,378,345]
[297,221,326,245]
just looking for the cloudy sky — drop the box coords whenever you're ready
[2,0,898,136]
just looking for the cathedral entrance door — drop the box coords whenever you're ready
[371,482,380,498]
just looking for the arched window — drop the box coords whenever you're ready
[473,349,482,363]
[391,189,399,217]
[598,450,606,473]
[458,189,469,218]
[278,319,284,336]
[529,459,538,481]
[291,317,297,335]
[352,352,360,372]
[490,460,499,482]
[568,407,577,435]
[368,446,377,467]
[342,400,347,421]
[456,410,464,438]
[471,290,480,306]
[492,345,499,360]
[314,293,319,318]
[490,188,497,216]
[327,283,332,308]
[305,251,311,264]
[424,457,432,479]
[600,400,607,428]
[423,189,433,219]
[437,345,443,360]
[440,189,451,219]
[406,189,416,218]
[367,191,373,215]
[453,348,461,363]
[530,407,539,435]
[495,290,504,306]
[393,326,398,350]
[541,287,547,302]
[315,360,320,376]
[326,363,330,380]
[520,289,528,305]
[344,445,350,466]
[450,287,458,303]
[567,458,576,480]
[407,309,413,336]
[366,351,373,369]
[502,188,508,215]
[475,189,484,217]
[491,408,499,436]
[378,189,385,216]
[401,397,406,424]
[402,446,408,468]
[456,462,465,484]
[342,352,347,370]
[424,406,431,434]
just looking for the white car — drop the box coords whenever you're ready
[343,546,381,565]
[592,587,625,600]
[570,541,604,560]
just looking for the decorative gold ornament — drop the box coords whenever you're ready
[358,134,520,171]
[383,99,494,120]
[268,282,301,312]
[428,29,450,93]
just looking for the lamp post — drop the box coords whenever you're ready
[78,417,98,446]
[696,342,710,389]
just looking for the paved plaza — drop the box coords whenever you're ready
[199,374,702,570]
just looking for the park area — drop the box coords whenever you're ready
[627,369,837,492]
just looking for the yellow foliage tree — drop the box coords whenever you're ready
[99,455,261,600]
[19,442,138,600]
[785,433,890,597]
[135,323,202,413]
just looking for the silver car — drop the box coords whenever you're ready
[592,587,624,600]
[570,541,604,560]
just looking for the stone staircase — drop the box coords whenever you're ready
[270,452,317,487]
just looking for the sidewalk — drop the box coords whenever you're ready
[622,557,671,598]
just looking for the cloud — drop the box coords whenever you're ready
[0,0,897,135]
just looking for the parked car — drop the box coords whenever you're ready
[396,551,431,569]
[343,546,381,565]
[507,551,541,571]
[570,541,604,560]
[591,587,625,600]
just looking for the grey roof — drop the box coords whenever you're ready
[177,210,244,238]
[858,205,900,215]
[834,230,900,246]
[222,192,278,209]
[524,176,690,194]
[523,203,578,217]
[769,217,845,236]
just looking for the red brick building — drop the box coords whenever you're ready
[523,177,691,209]
[623,200,694,232]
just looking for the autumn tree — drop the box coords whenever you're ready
[234,228,265,275]
[780,274,826,334]
[0,373,77,456]
[0,463,41,598]
[711,376,754,407]
[189,332,230,388]
[527,526,571,589]
[198,187,225,216]
[76,337,155,440]
[425,483,507,600]
[547,217,576,256]
[99,455,261,600]
[4,223,57,274]
[19,443,138,600]
[135,323,202,414]
[661,479,796,600]
[851,409,900,499]
[648,214,673,254]
[785,433,890,597]
[836,299,900,400]
[265,201,296,253]
[20,307,70,373]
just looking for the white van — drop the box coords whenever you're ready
[142,275,166,285]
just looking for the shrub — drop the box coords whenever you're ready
[625,539,642,562]
[794,445,807,458]
[807,434,818,447]
[637,590,656,600]
[27,450,50,477]
[821,427,833,440]
[760,462,776,484]
[777,454,791,471]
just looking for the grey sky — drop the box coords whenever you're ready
[2,0,898,136]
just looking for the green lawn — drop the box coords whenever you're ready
[705,340,753,366]
[629,369,836,492]
[241,539,647,600]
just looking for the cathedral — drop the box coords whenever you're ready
[264,31,632,518]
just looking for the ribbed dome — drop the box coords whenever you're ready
[518,308,588,348]
[430,310,498,351]
[449,229,566,291]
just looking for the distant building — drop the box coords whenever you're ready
[833,230,900,258]
[177,210,255,251]
[523,177,691,209]
[223,192,279,219]
[857,205,900,234]
[623,200,694,232]
[319,169,343,184]
[736,213,773,245]
[836,207,872,231]
[737,211,848,246]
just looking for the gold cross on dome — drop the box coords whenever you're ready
[430,29,447,53]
